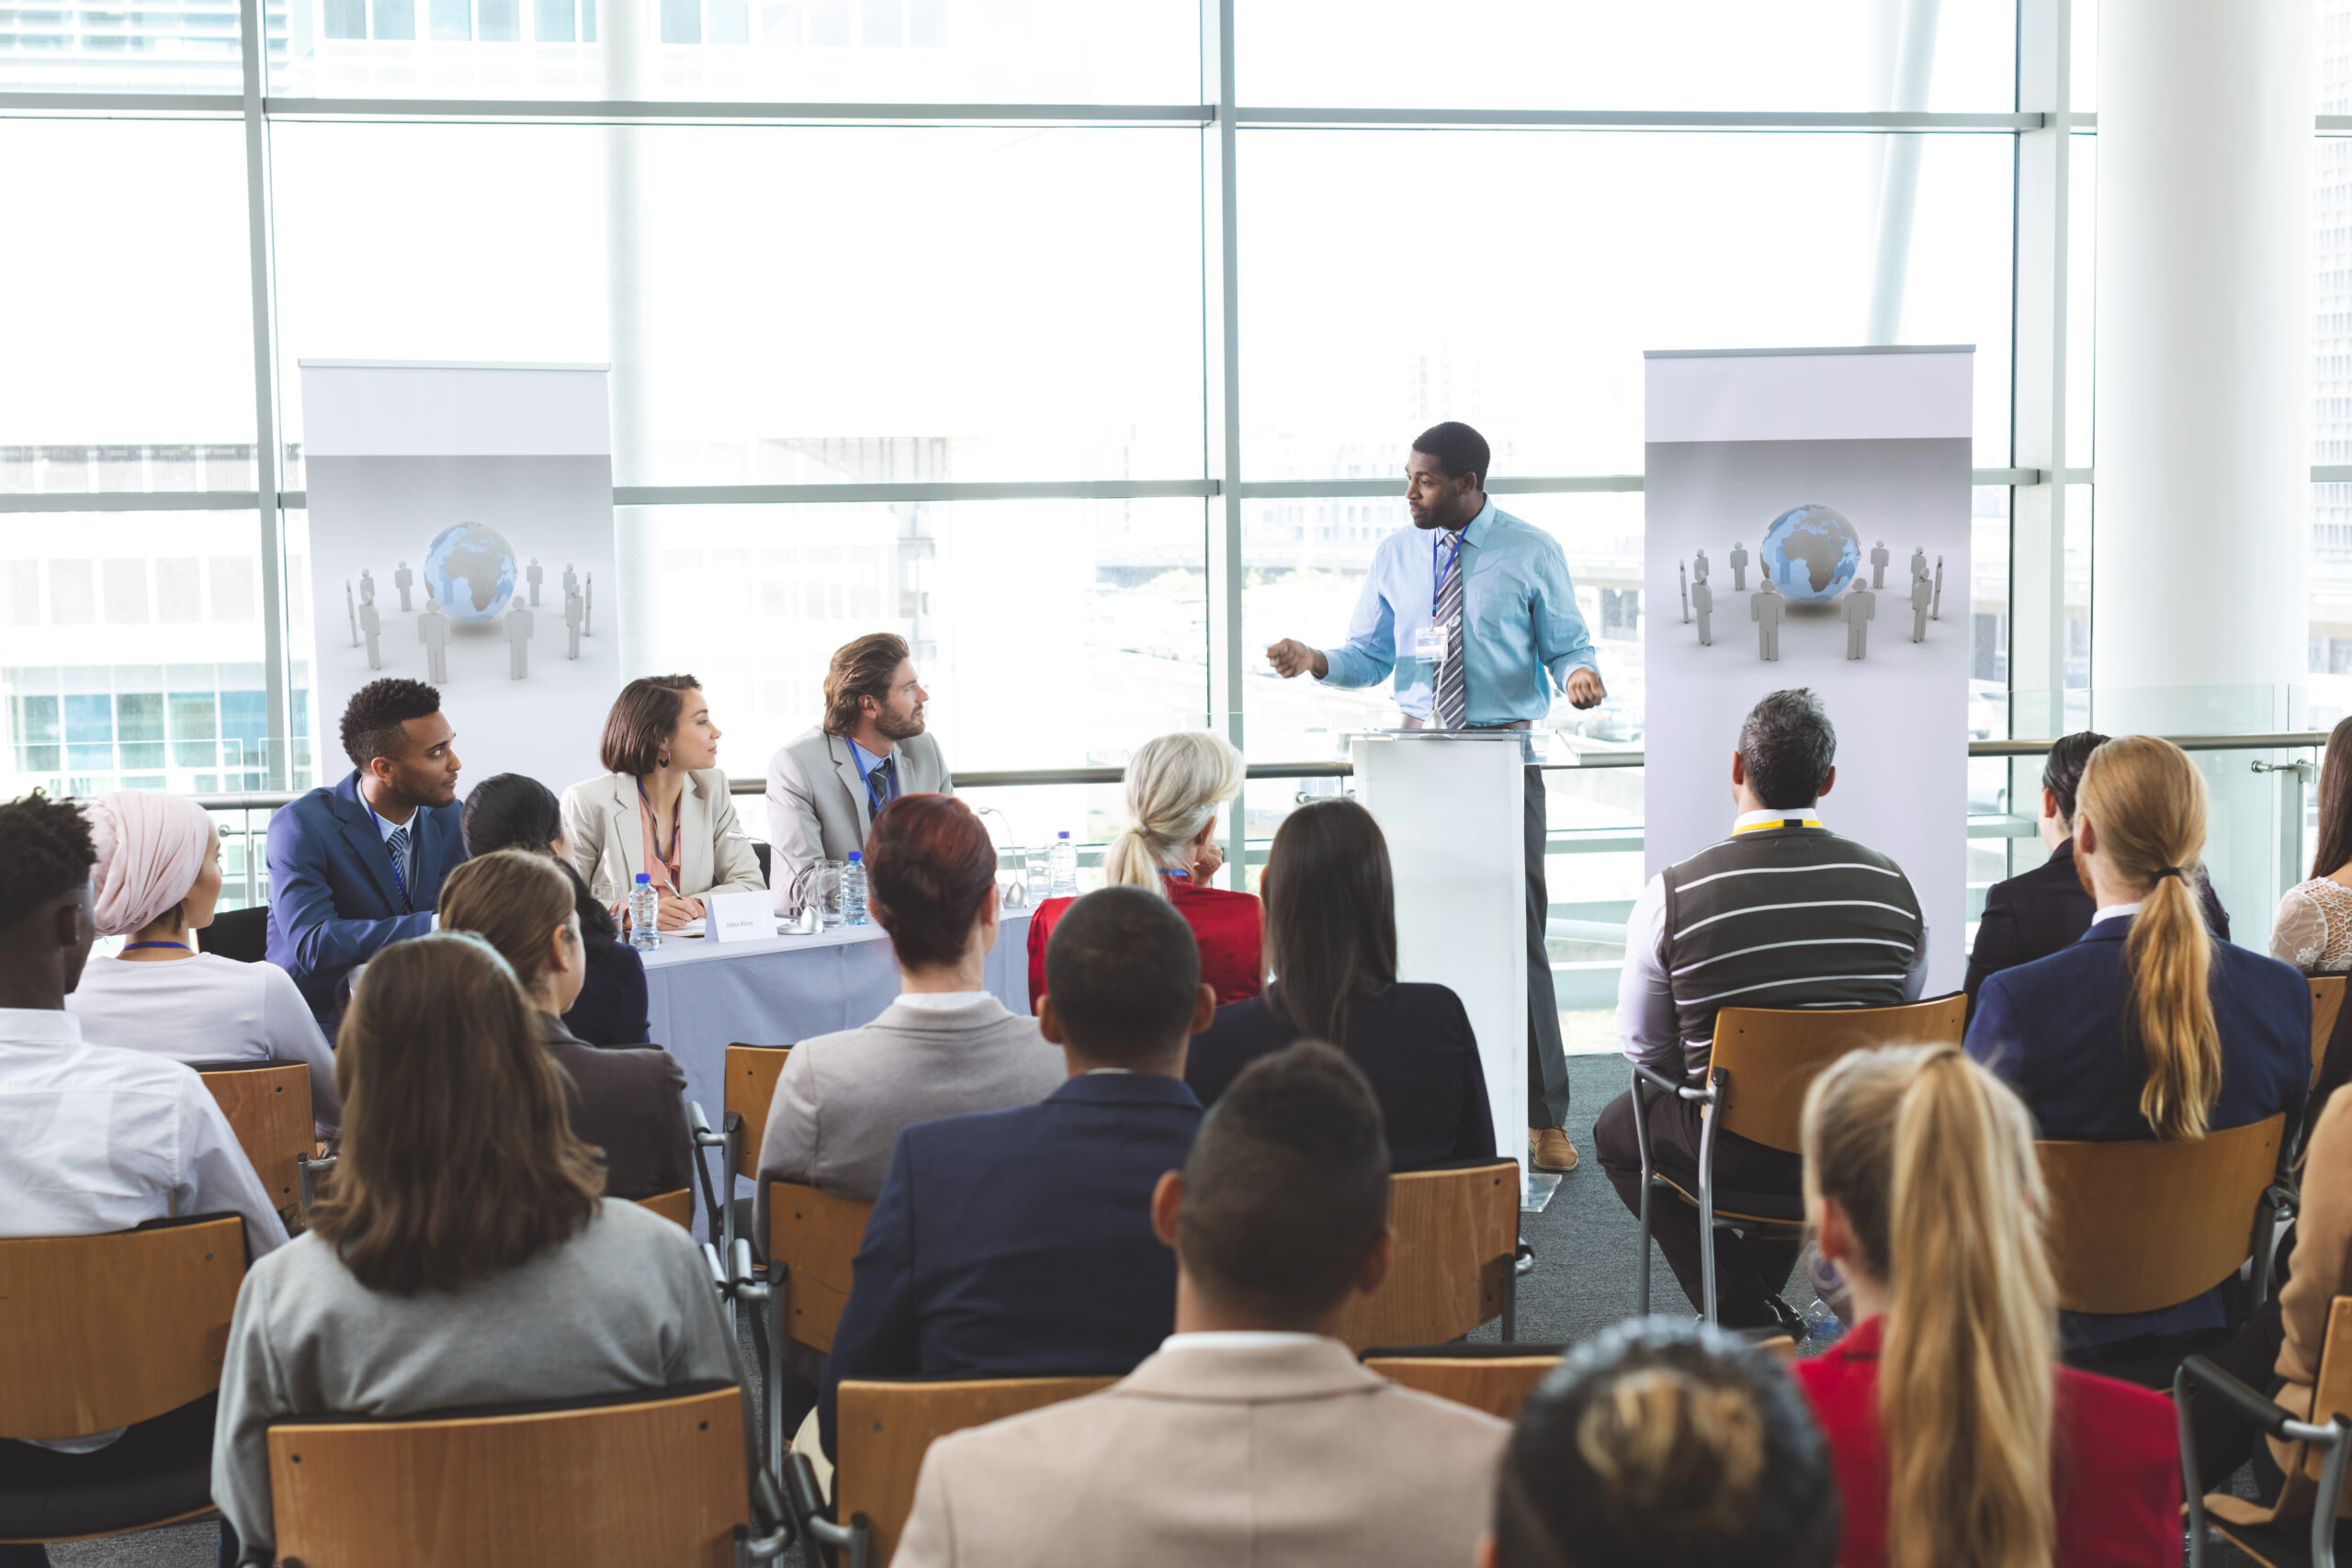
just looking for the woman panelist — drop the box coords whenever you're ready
[561,674,765,931]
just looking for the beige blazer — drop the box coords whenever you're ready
[765,726,953,914]
[893,1336,1509,1568]
[559,768,766,901]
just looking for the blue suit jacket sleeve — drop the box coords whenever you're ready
[266,798,436,1002]
[1963,974,2028,1090]
[819,1130,922,1460]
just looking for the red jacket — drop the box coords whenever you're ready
[1794,1317,2180,1568]
[1026,884,1264,1010]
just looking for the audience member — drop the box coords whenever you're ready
[1594,689,1926,1332]
[562,674,764,933]
[437,852,692,1208]
[2189,1083,2352,1511]
[756,795,1061,1225]
[1797,1044,2181,1567]
[68,789,339,1134]
[894,1043,1506,1568]
[1025,730,1261,1007]
[210,935,733,1559]
[1964,730,2230,1018]
[1967,734,2306,1363]
[820,885,1213,1458]
[461,771,650,1046]
[767,633,952,912]
[1485,1318,1838,1568]
[0,791,286,1568]
[1186,796,1493,1168]
[2272,713,2352,1104]
[266,678,466,1030]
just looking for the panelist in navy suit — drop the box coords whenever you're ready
[819,886,1217,1459]
[266,679,468,1030]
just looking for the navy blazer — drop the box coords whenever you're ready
[266,771,468,1030]
[818,1072,1203,1458]
[1967,914,2307,1348]
[563,937,651,1048]
[1963,839,2232,1020]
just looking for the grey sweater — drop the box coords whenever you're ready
[211,1199,736,1552]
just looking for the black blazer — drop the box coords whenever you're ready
[1187,983,1496,1170]
[562,937,651,1048]
[538,1011,692,1208]
[1962,839,2232,1018]
[818,1072,1202,1458]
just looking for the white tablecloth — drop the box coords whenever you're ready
[639,912,1034,1223]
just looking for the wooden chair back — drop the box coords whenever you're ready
[834,1375,1115,1567]
[2292,1297,2352,1514]
[1363,1353,1558,1421]
[636,1189,693,1229]
[1709,995,1968,1154]
[2039,1112,2287,1314]
[1336,1160,1519,1351]
[727,1045,791,1179]
[2312,976,2347,1091]
[0,1216,245,1441]
[198,1062,314,1211]
[266,1383,749,1567]
[766,1180,873,1353]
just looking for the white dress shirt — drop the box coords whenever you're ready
[1616,809,1932,1074]
[890,989,993,1013]
[2093,901,2143,925]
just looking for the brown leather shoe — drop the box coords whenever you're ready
[1529,1127,1579,1173]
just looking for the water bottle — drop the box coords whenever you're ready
[1801,1254,1849,1348]
[627,872,660,952]
[842,851,869,926]
[1048,830,1079,898]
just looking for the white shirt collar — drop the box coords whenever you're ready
[1732,806,1824,834]
[0,1008,82,1046]
[891,990,994,1013]
[1158,1331,1327,1352]
[2093,901,2143,926]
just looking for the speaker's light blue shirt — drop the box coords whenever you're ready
[1317,499,1600,724]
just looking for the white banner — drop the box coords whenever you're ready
[300,361,619,792]
[1643,345,1974,995]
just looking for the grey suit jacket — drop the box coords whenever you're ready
[559,768,766,901]
[765,726,953,913]
[893,1336,1510,1568]
[753,995,1063,1235]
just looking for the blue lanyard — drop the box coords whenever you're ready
[122,941,189,952]
[861,750,895,816]
[364,795,413,913]
[1432,529,1465,615]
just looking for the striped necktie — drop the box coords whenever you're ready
[1434,535,1467,729]
[385,824,413,912]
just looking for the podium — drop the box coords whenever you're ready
[1347,729,1531,1186]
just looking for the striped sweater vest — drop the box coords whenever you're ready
[1659,822,1923,1078]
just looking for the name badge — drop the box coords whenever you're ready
[1414,620,1452,663]
[707,889,776,943]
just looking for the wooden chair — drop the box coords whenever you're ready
[264,1382,786,1568]
[740,1180,874,1464]
[198,1061,326,1215]
[2040,1111,2289,1384]
[726,1044,794,1181]
[637,1188,694,1229]
[1633,994,1968,1324]
[2313,976,2347,1092]
[816,1375,1115,1568]
[0,1215,246,1550]
[2180,1296,2352,1568]
[1362,1346,1562,1421]
[1336,1159,1521,1350]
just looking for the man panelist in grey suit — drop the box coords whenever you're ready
[767,632,953,914]
[893,1042,1507,1568]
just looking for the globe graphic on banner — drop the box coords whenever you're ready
[1759,503,1862,602]
[422,521,518,622]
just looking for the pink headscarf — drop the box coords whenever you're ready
[84,791,217,938]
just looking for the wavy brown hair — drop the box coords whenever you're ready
[311,934,604,1294]
[821,633,910,736]
[438,848,576,997]
[2312,716,2352,881]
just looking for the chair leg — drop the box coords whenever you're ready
[1630,1066,1654,1318]
[1696,1100,1722,1327]
[767,1272,787,1476]
[2175,1363,2209,1568]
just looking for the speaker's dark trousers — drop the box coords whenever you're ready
[1592,1083,1804,1329]
[1524,765,1570,1128]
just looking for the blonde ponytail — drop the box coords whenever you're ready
[1102,731,1244,899]
[1804,1045,2056,1568]
[2075,736,2221,1141]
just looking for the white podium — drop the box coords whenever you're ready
[1348,729,1530,1187]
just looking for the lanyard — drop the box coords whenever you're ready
[122,941,189,952]
[1431,528,1466,615]
[864,752,895,817]
[364,795,413,913]
[637,780,683,889]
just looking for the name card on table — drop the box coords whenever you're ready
[707,890,776,943]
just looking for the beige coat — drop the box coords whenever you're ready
[559,768,766,901]
[765,726,953,914]
[893,1336,1509,1568]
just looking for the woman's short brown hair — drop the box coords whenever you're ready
[865,794,996,969]
[438,849,576,995]
[822,634,910,737]
[310,934,604,1295]
[598,674,699,776]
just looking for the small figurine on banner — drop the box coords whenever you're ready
[1870,539,1890,590]
[1842,581,1874,660]
[1728,539,1749,592]
[1752,575,1784,662]
[1692,578,1713,647]
[1931,556,1945,621]
[418,595,451,683]
[1679,559,1690,624]
[359,595,383,671]
[394,559,414,612]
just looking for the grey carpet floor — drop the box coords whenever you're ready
[50,1055,2245,1565]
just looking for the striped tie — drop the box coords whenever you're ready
[385,825,413,911]
[1434,536,1467,729]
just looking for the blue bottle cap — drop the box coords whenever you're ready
[848,851,862,862]
[634,873,650,884]
[1057,830,1070,840]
